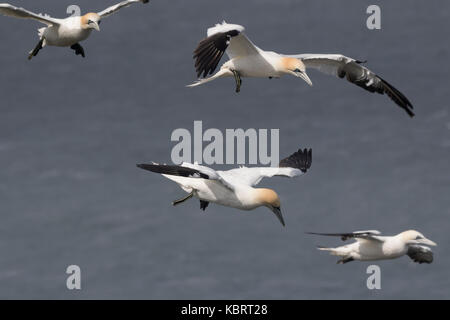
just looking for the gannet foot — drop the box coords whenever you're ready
[172,192,194,206]
[232,70,242,93]
[200,200,209,211]
[70,43,85,58]
[337,257,354,264]
[28,39,44,60]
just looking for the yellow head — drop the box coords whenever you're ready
[257,188,280,207]
[399,230,437,246]
[280,57,312,86]
[256,188,284,226]
[81,13,101,31]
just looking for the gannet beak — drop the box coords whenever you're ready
[92,22,100,31]
[420,238,437,246]
[270,206,285,227]
[295,70,313,86]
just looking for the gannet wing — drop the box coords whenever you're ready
[193,22,260,78]
[136,163,235,191]
[98,0,149,18]
[286,54,414,117]
[221,148,312,187]
[307,230,384,242]
[0,4,60,26]
[407,245,434,264]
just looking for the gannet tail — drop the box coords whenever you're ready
[318,246,354,263]
[317,246,342,256]
[187,68,233,87]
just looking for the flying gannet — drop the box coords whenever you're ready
[0,0,149,60]
[137,148,312,227]
[188,22,414,117]
[308,230,436,264]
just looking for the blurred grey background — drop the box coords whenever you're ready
[0,0,449,299]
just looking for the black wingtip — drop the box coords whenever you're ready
[136,164,146,169]
[142,0,149,3]
[378,76,415,118]
[279,148,312,173]
[305,232,348,239]
[136,163,210,179]
[192,30,241,79]
[405,107,415,118]
[302,148,312,173]
[306,232,333,237]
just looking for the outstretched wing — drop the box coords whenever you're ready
[307,230,384,242]
[0,3,60,26]
[98,0,149,18]
[287,54,414,117]
[407,245,434,264]
[136,162,235,190]
[221,148,312,187]
[193,22,260,78]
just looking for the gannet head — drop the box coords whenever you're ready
[81,13,101,31]
[280,57,312,86]
[256,188,284,226]
[400,230,437,247]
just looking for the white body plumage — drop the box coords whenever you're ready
[313,230,437,263]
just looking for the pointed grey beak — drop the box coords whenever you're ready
[92,22,100,32]
[270,206,285,227]
[419,238,437,246]
[295,70,313,86]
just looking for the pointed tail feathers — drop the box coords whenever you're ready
[317,246,342,256]
[187,68,233,87]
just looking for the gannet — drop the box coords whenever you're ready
[308,230,436,264]
[0,0,149,60]
[188,22,414,117]
[137,148,312,227]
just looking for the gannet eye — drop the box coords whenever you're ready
[98,20,102,25]
[88,20,93,24]
[294,68,302,73]
[415,235,423,240]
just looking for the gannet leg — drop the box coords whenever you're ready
[28,39,44,60]
[232,70,242,93]
[337,257,354,264]
[172,191,194,206]
[200,200,209,211]
[70,43,85,58]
